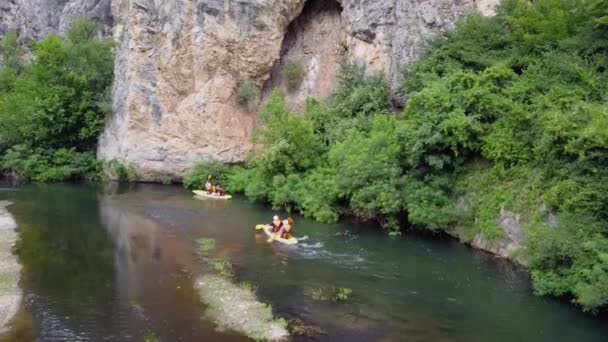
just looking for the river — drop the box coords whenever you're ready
[0,183,606,341]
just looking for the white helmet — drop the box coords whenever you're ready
[273,215,279,220]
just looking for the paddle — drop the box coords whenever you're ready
[267,232,279,243]
[265,224,282,243]
[254,224,277,242]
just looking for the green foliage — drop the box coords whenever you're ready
[183,161,233,189]
[333,287,353,302]
[105,160,137,183]
[238,281,258,293]
[306,286,353,302]
[0,18,114,182]
[0,31,23,94]
[403,64,521,170]
[253,90,324,174]
[590,0,608,28]
[210,257,234,278]
[307,287,331,301]
[404,0,608,310]
[143,332,159,342]
[300,60,393,148]
[236,81,258,105]
[525,214,608,311]
[0,31,23,72]
[294,165,339,223]
[404,175,458,231]
[182,0,608,311]
[328,116,404,223]
[225,166,250,193]
[1,144,100,182]
[331,59,391,120]
[196,238,216,255]
[282,59,304,91]
[183,162,249,193]
[268,173,303,212]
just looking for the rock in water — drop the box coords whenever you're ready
[194,274,289,341]
[288,318,327,337]
[0,202,22,333]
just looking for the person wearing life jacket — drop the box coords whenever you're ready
[270,215,283,233]
[211,185,216,195]
[280,217,294,239]
[205,175,212,193]
[216,184,225,196]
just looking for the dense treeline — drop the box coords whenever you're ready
[0,18,114,181]
[185,0,608,311]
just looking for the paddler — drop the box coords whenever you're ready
[205,175,212,193]
[270,215,283,233]
[279,217,294,239]
[216,184,225,196]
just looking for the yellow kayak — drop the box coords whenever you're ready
[259,225,298,245]
[193,190,232,200]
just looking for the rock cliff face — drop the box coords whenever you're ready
[98,0,499,180]
[0,0,113,40]
[1,0,499,180]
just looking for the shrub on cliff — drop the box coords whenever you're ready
[105,160,137,182]
[236,81,258,105]
[241,89,325,207]
[282,59,304,91]
[0,31,23,94]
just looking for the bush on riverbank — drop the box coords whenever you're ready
[183,0,608,311]
[0,18,114,181]
[183,161,248,193]
[1,145,100,182]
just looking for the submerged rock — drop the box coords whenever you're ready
[288,318,326,337]
[194,274,289,341]
[0,201,22,333]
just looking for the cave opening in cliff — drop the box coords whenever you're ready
[262,0,346,106]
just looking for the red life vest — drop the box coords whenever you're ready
[281,224,293,239]
[271,220,282,233]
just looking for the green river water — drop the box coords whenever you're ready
[0,183,606,341]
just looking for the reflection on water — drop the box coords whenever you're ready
[99,191,245,342]
[0,183,606,342]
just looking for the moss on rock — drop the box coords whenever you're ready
[194,274,289,341]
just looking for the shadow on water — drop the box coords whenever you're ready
[0,184,246,341]
[0,183,606,342]
[4,184,118,341]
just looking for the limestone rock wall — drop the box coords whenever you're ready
[0,0,113,40]
[1,0,500,180]
[98,0,308,180]
[99,0,499,180]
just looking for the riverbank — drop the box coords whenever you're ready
[0,201,21,333]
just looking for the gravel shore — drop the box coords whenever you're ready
[0,201,21,333]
